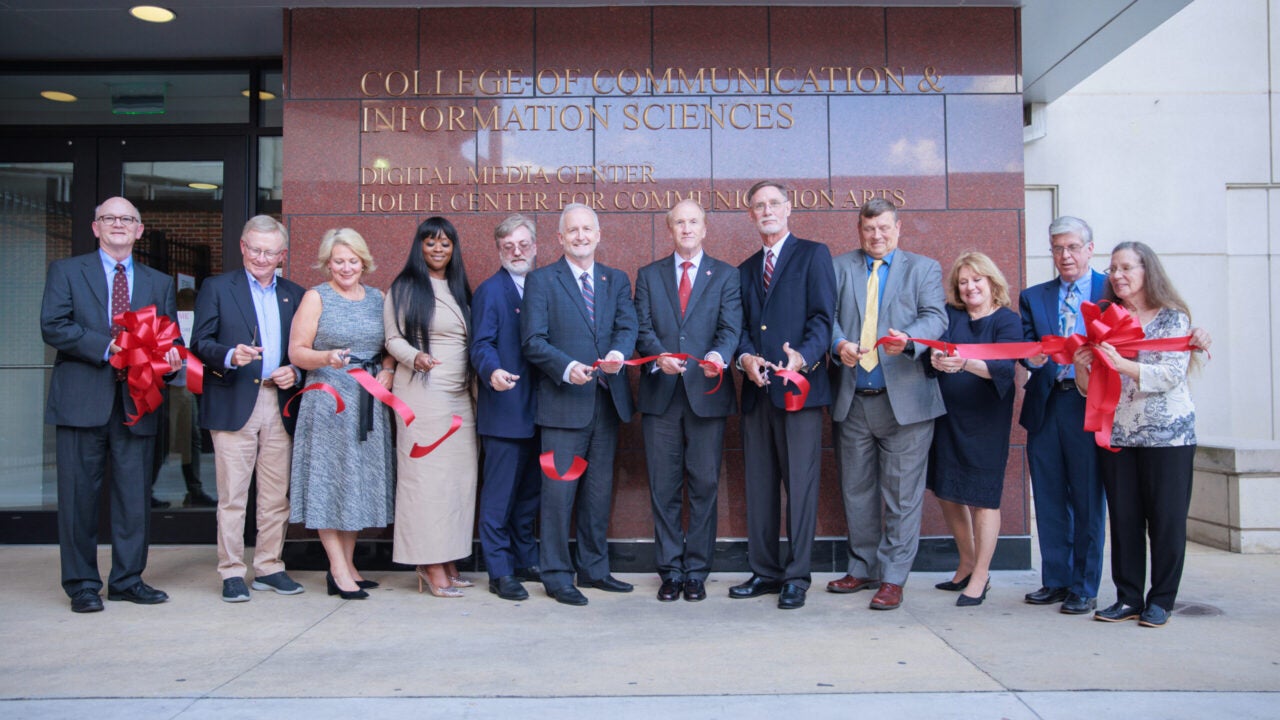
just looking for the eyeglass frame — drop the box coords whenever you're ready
[96,215,140,226]
[243,245,286,260]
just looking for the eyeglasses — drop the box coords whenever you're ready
[1107,263,1143,275]
[244,246,285,260]
[500,240,533,253]
[1050,243,1087,256]
[96,215,139,226]
[751,199,787,213]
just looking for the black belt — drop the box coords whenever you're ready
[1053,379,1078,392]
[348,354,385,441]
[855,388,886,397]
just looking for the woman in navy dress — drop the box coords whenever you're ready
[927,252,1022,606]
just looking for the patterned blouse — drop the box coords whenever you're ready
[1110,307,1197,447]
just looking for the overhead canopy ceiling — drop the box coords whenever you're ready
[0,0,1191,104]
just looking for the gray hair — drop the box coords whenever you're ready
[558,202,599,234]
[495,213,536,246]
[1048,216,1092,245]
[666,199,706,228]
[242,215,288,246]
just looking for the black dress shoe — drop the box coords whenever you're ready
[683,578,707,602]
[70,590,103,613]
[578,575,634,593]
[150,496,170,509]
[657,578,682,602]
[1139,604,1170,627]
[548,585,588,606]
[956,580,991,607]
[1060,592,1097,614]
[488,575,529,601]
[107,582,169,605]
[325,572,369,600]
[1094,601,1143,623]
[515,566,542,583]
[729,574,783,599]
[777,583,806,609]
[355,579,380,589]
[935,574,971,592]
[1024,586,1069,605]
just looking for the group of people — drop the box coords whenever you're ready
[41,187,1207,629]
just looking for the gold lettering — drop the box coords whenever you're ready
[855,67,880,93]
[360,72,380,97]
[883,67,906,93]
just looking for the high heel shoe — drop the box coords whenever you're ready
[956,580,991,607]
[326,572,369,600]
[935,574,971,592]
[355,579,380,589]
[448,575,474,588]
[416,567,463,598]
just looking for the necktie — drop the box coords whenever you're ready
[678,261,693,316]
[580,271,594,324]
[858,259,883,372]
[111,263,129,380]
[1058,282,1079,380]
[763,249,774,291]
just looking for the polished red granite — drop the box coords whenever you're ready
[284,6,1028,547]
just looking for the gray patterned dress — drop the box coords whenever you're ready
[289,283,395,530]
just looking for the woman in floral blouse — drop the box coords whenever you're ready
[1072,241,1200,628]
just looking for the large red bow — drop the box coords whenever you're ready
[108,305,203,426]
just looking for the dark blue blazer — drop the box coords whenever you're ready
[521,258,637,429]
[1017,269,1107,433]
[190,269,305,434]
[471,268,537,439]
[736,235,836,413]
[41,251,178,436]
[634,253,740,418]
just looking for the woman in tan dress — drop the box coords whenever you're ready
[384,216,477,597]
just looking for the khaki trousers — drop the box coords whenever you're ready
[212,385,292,579]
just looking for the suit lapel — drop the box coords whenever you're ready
[659,256,681,324]
[79,255,109,318]
[555,260,594,332]
[879,251,904,328]
[683,255,714,321]
[764,238,795,305]
[130,261,153,311]
[500,269,522,316]
[231,271,260,342]
[851,250,869,330]
[593,265,609,336]
[1089,270,1106,302]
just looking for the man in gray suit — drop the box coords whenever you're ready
[521,203,638,606]
[634,199,741,603]
[41,196,182,613]
[827,198,947,610]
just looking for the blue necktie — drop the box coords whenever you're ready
[580,271,594,324]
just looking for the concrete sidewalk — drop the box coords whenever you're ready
[1,542,1278,718]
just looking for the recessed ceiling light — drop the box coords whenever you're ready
[41,90,78,102]
[130,6,176,23]
[188,182,219,190]
[240,89,278,101]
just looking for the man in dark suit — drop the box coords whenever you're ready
[1018,215,1107,615]
[634,200,742,603]
[730,180,836,610]
[521,203,638,606]
[826,199,947,611]
[191,216,306,603]
[472,214,543,602]
[41,196,182,613]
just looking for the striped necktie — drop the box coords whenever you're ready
[580,271,594,324]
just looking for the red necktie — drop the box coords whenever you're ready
[763,249,774,291]
[111,263,129,380]
[678,261,693,316]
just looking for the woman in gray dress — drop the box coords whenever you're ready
[288,228,396,599]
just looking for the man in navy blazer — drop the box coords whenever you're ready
[730,181,836,610]
[634,200,742,603]
[471,214,543,602]
[41,196,182,613]
[191,216,306,603]
[1018,216,1109,615]
[521,203,638,606]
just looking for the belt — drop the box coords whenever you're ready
[855,388,886,397]
[1053,379,1078,392]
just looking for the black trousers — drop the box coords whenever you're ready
[1097,444,1196,611]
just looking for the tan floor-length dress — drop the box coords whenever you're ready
[384,278,477,564]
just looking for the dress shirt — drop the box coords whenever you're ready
[830,250,897,390]
[224,270,284,380]
[99,249,134,360]
[561,257,623,382]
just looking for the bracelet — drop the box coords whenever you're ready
[961,359,969,372]
[379,367,394,374]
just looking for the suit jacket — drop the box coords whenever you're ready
[471,268,537,439]
[634,253,741,418]
[829,248,947,425]
[521,257,637,429]
[190,269,305,434]
[1017,269,1107,433]
[736,235,836,413]
[41,251,178,436]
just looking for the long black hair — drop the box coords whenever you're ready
[389,216,472,357]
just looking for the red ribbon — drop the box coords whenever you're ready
[869,302,1197,449]
[108,305,205,425]
[540,451,588,482]
[282,382,344,418]
[347,368,415,426]
[773,369,811,411]
[589,353,725,394]
[409,414,463,458]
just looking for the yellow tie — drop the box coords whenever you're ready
[859,259,883,372]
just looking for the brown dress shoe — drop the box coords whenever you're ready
[869,582,903,610]
[827,575,881,594]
